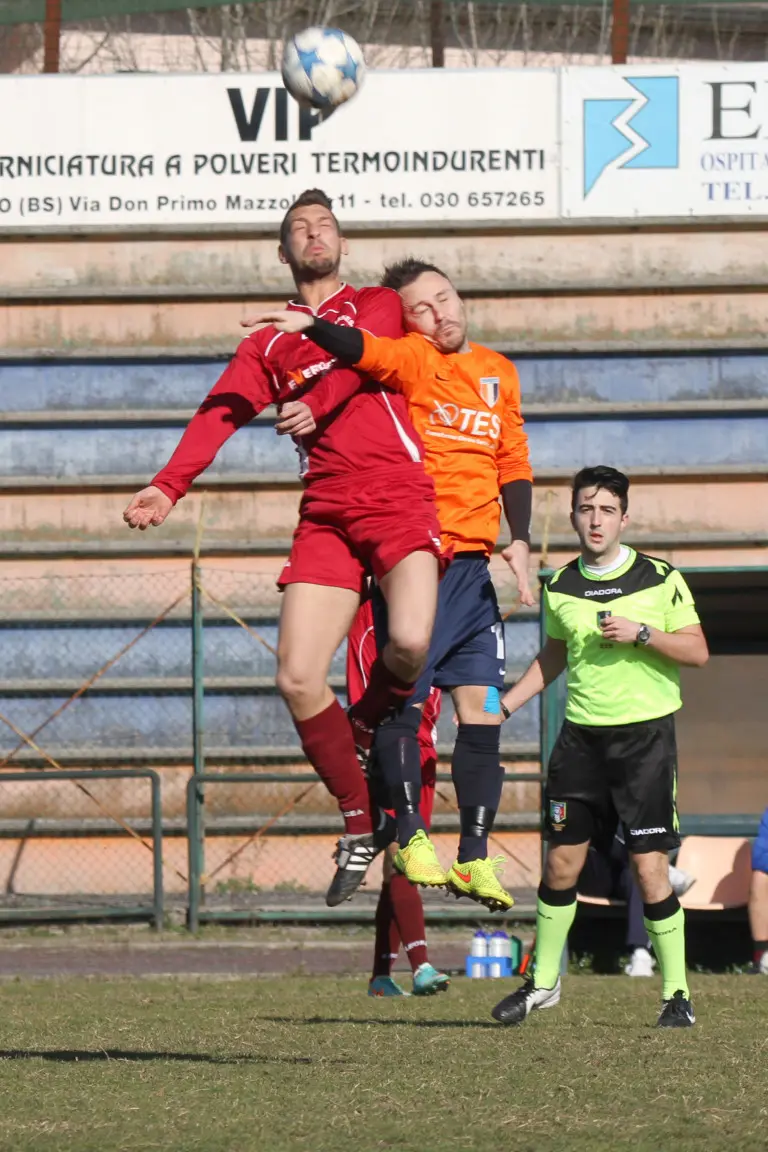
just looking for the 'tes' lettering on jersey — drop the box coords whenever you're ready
[544,550,701,727]
[151,285,424,502]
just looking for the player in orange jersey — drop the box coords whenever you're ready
[245,260,533,912]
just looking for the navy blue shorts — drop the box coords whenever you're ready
[753,807,768,874]
[374,552,505,706]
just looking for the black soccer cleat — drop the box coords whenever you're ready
[657,990,695,1028]
[325,827,391,907]
[491,976,561,1026]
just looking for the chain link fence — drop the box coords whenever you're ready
[0,567,191,923]
[0,563,543,924]
[188,564,543,924]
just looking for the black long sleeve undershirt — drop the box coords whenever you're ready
[501,479,532,546]
[306,317,364,362]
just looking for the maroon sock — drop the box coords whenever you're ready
[754,941,768,964]
[372,883,400,978]
[295,699,372,835]
[390,871,428,972]
[348,657,416,747]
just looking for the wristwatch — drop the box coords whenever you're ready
[500,701,511,720]
[635,623,651,646]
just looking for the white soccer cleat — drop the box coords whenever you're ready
[624,947,655,977]
[491,977,561,1025]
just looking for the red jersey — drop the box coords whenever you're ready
[152,284,426,501]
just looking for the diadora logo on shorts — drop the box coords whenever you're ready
[429,401,501,440]
[584,587,622,597]
[584,75,679,196]
[630,826,667,836]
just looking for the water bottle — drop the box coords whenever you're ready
[489,930,510,958]
[470,930,489,957]
[469,930,488,977]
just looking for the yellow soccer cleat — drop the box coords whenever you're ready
[393,830,447,888]
[446,855,514,912]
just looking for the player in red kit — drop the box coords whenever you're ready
[122,189,443,906]
[347,596,450,997]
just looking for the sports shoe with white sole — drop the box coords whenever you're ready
[491,977,561,1025]
[326,833,380,907]
[412,962,450,997]
[624,947,655,977]
[657,990,695,1028]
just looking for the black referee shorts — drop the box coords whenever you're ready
[544,714,680,854]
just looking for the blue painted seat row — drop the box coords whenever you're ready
[0,692,540,753]
[0,619,538,681]
[1,351,768,411]
[3,414,767,479]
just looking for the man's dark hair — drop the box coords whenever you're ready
[279,189,341,247]
[380,258,451,293]
[571,466,630,515]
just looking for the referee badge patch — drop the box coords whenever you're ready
[549,801,567,831]
[479,377,500,407]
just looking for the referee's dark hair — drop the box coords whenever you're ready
[571,466,630,515]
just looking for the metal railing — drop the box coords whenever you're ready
[0,769,163,929]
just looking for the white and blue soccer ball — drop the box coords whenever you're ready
[281,26,365,110]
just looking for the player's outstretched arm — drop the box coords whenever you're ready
[501,637,567,718]
[123,338,272,528]
[123,485,173,531]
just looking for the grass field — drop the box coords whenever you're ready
[1,973,767,1152]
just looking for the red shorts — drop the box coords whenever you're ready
[278,466,443,591]
[346,597,441,828]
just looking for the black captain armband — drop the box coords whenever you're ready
[306,317,364,363]
[501,479,532,546]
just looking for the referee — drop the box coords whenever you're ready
[492,465,708,1029]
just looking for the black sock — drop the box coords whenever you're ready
[373,706,424,847]
[452,723,503,863]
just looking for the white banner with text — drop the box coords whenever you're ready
[0,69,559,227]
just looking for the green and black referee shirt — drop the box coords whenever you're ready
[544,549,700,727]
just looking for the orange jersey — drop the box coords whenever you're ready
[357,332,532,555]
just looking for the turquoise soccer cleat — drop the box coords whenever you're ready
[368,975,410,997]
[412,962,450,997]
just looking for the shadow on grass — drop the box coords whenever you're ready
[253,1016,499,1029]
[0,1049,350,1066]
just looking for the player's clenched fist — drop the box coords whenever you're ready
[123,485,173,530]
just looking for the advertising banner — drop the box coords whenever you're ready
[0,69,559,227]
[561,63,768,218]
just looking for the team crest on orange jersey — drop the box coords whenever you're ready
[479,377,500,407]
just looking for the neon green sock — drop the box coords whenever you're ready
[533,891,577,989]
[644,906,689,1000]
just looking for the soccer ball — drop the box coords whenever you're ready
[281,26,365,110]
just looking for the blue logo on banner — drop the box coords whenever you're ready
[583,76,680,196]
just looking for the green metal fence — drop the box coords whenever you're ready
[186,771,543,930]
[0,769,164,929]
